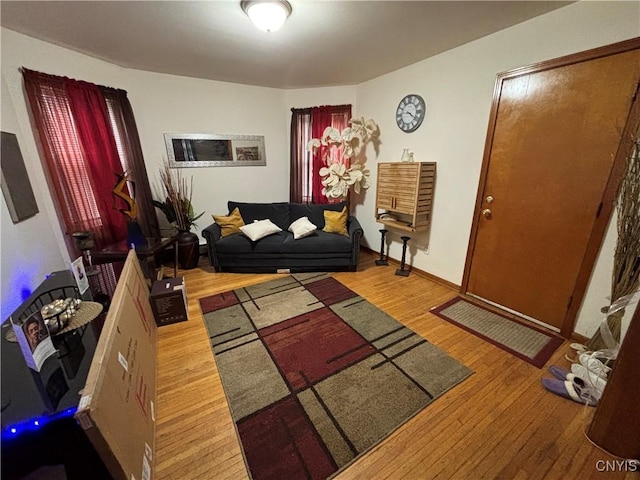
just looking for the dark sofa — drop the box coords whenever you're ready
[202,201,363,273]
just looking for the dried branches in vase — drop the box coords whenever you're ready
[153,162,204,270]
[153,162,203,233]
[586,136,640,351]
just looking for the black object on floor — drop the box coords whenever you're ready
[375,229,389,266]
[395,236,411,276]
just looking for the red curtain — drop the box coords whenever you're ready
[310,105,351,204]
[23,69,159,297]
[102,88,160,239]
[310,107,332,204]
[64,79,128,243]
[22,69,131,252]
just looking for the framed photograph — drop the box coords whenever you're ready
[71,256,89,294]
[12,311,56,371]
[164,133,266,167]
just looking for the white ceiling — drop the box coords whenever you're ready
[1,1,572,89]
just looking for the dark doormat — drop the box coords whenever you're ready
[431,297,564,368]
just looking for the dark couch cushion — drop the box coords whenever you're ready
[214,229,353,256]
[228,201,290,230]
[215,230,290,254]
[289,201,347,230]
[283,230,352,254]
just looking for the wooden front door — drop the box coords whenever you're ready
[463,40,640,333]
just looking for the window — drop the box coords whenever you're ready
[290,104,351,204]
[22,69,158,297]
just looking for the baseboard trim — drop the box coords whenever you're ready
[570,332,589,345]
[361,246,460,291]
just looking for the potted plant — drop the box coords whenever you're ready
[153,162,204,269]
[151,197,203,232]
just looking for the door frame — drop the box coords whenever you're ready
[461,37,640,338]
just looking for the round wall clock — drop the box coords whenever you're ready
[396,94,426,133]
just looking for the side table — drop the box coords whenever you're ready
[92,237,178,282]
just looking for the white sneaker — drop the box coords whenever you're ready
[579,351,613,376]
[571,363,607,400]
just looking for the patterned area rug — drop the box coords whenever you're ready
[199,273,472,480]
[430,297,564,368]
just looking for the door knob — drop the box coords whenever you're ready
[482,209,492,219]
[486,195,494,203]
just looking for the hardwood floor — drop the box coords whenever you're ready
[154,251,636,480]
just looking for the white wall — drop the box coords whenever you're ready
[121,69,289,237]
[1,0,637,338]
[1,30,127,321]
[0,28,289,320]
[351,1,639,339]
[0,74,67,320]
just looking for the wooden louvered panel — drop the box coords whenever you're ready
[375,162,436,232]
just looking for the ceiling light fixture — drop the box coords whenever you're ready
[241,0,292,32]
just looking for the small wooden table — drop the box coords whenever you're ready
[92,237,178,281]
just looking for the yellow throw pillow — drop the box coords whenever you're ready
[323,207,348,236]
[212,207,245,237]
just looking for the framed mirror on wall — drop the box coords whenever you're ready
[164,133,266,168]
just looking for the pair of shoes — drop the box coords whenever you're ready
[541,365,599,407]
[579,351,613,376]
[564,343,586,363]
[570,342,588,352]
[549,364,607,397]
[549,365,585,386]
[564,345,616,366]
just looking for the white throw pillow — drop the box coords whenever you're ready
[240,219,282,241]
[288,216,317,240]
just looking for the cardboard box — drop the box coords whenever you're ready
[75,250,157,480]
[150,277,187,326]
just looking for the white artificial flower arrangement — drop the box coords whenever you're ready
[307,117,380,200]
